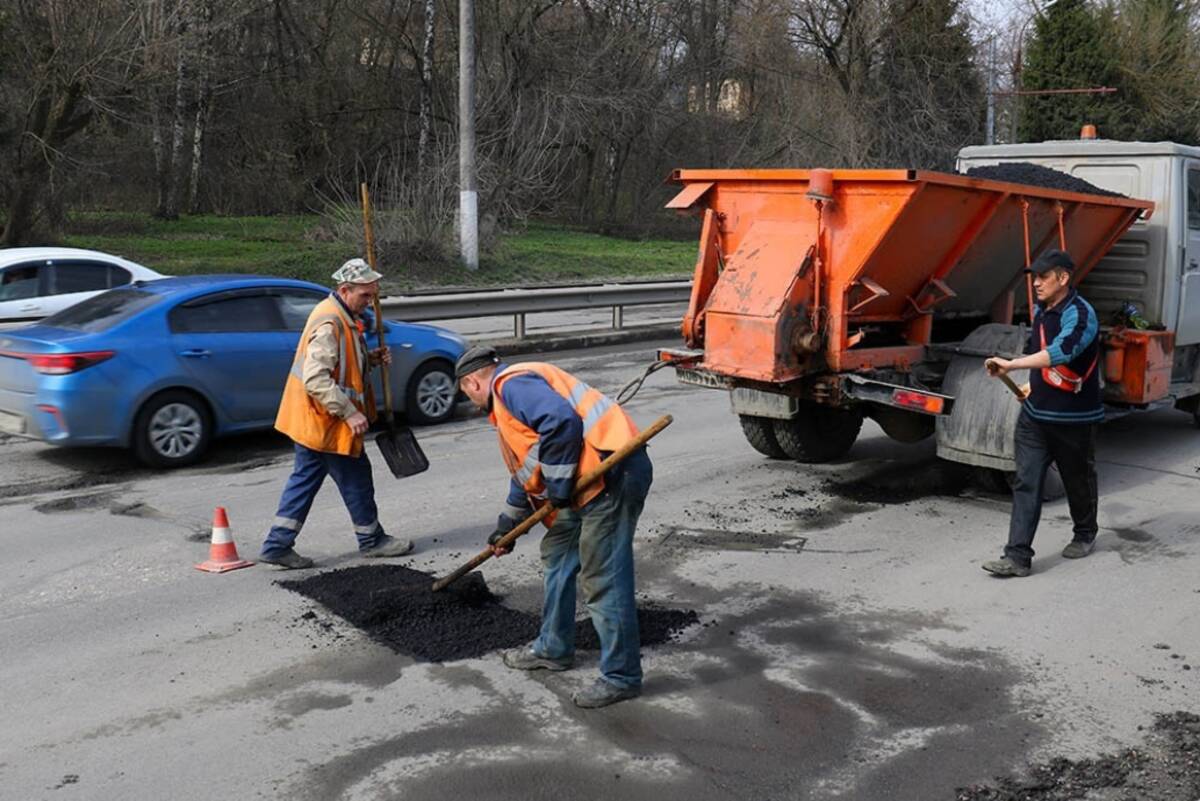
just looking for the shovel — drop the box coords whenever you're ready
[361,183,429,478]
[432,414,673,592]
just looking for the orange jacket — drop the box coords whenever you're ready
[490,362,638,516]
[275,296,376,455]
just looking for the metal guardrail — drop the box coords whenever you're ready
[379,280,691,338]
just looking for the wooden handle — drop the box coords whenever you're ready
[360,183,395,422]
[986,357,1027,401]
[431,414,673,592]
[997,372,1026,400]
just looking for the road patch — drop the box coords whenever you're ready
[280,564,698,662]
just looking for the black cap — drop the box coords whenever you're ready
[1027,249,1075,275]
[454,345,500,379]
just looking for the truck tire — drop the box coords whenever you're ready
[772,403,863,463]
[738,414,788,458]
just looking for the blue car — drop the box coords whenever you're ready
[0,276,467,467]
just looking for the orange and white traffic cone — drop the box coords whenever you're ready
[195,507,254,573]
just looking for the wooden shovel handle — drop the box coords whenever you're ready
[431,414,673,592]
[360,183,395,422]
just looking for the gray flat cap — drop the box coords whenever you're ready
[455,345,500,379]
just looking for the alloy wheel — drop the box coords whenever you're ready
[148,402,203,459]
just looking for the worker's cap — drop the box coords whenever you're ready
[332,258,383,285]
[1026,249,1076,275]
[455,345,501,379]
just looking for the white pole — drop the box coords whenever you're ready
[458,0,479,270]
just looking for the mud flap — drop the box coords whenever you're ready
[936,324,1066,500]
[936,324,1028,471]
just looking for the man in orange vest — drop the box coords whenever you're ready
[456,345,654,708]
[983,249,1102,577]
[259,258,415,569]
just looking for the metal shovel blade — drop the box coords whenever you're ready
[375,426,429,478]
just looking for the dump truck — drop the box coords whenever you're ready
[660,133,1200,478]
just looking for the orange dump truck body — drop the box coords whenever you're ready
[667,169,1154,388]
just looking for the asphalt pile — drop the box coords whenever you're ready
[965,162,1125,198]
[828,458,972,504]
[956,711,1200,800]
[281,564,698,663]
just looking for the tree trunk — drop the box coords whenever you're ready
[2,83,90,245]
[164,21,191,220]
[187,0,213,214]
[418,0,435,168]
[152,99,170,218]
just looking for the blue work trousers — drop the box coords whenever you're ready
[533,447,653,690]
[261,443,387,557]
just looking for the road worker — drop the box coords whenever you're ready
[456,345,653,708]
[259,258,414,569]
[982,249,1102,577]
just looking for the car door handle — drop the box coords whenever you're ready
[400,343,414,349]
[179,348,212,359]
[1189,260,1199,272]
[18,304,39,312]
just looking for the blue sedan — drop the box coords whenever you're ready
[0,276,467,467]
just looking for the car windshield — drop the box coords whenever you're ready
[40,288,162,332]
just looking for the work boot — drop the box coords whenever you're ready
[572,678,641,709]
[502,646,573,672]
[361,535,414,558]
[1062,540,1095,559]
[981,557,1031,578]
[259,549,315,570]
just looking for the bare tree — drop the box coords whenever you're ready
[0,0,142,245]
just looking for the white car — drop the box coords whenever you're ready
[0,247,162,328]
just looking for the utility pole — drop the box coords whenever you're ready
[458,0,479,270]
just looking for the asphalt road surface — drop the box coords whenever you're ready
[2,338,1198,800]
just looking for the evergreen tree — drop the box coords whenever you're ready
[1018,0,1127,142]
[875,0,984,168]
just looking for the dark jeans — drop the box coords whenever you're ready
[1004,410,1098,567]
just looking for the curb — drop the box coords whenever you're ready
[479,323,681,357]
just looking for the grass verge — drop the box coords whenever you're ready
[62,212,696,292]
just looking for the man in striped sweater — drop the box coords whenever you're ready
[982,249,1102,578]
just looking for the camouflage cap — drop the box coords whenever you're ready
[332,258,383,285]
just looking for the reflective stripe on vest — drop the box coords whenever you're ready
[274,296,375,456]
[489,362,639,514]
[1039,327,1098,394]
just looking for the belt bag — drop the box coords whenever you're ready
[1039,328,1097,394]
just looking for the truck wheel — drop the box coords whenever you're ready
[738,414,788,459]
[772,403,863,463]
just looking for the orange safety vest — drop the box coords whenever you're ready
[490,362,639,519]
[275,295,376,455]
[1039,327,1098,394]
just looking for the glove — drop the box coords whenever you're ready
[547,495,571,510]
[488,527,514,556]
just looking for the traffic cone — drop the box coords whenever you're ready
[195,507,254,573]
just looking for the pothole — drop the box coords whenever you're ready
[280,564,699,663]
